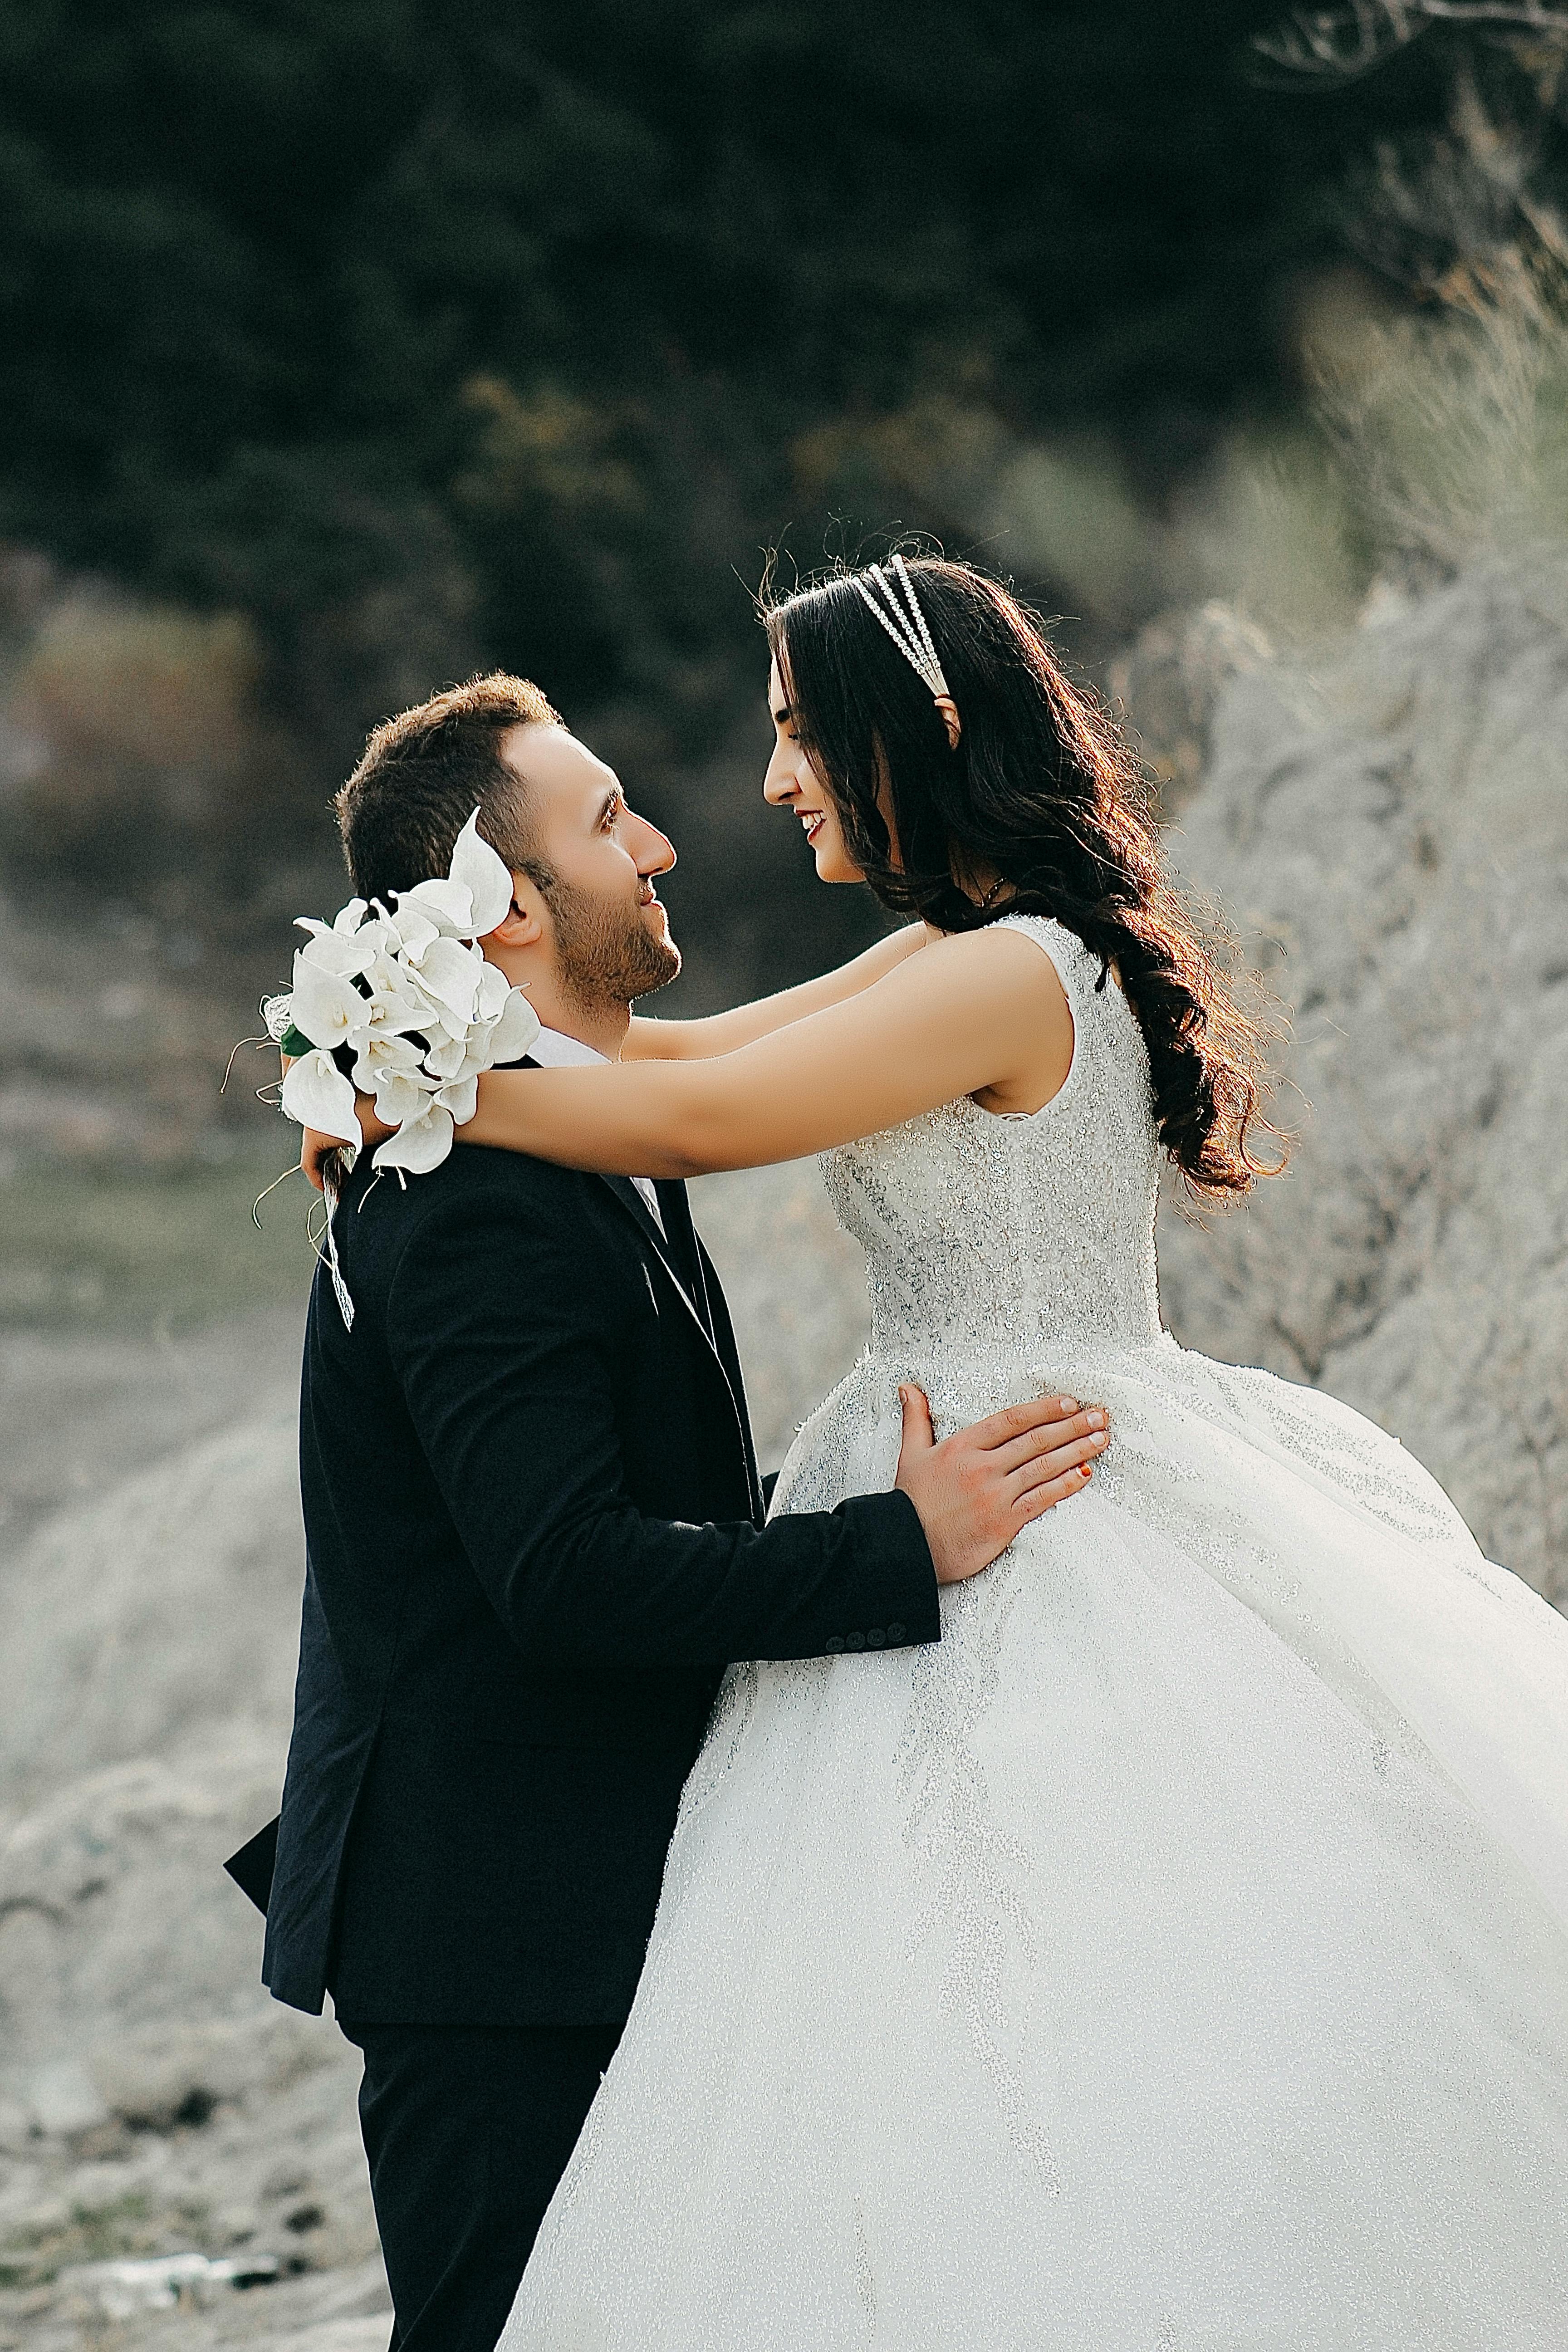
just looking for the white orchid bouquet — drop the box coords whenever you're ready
[263,810,541,1178]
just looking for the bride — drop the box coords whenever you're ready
[416,557,1566,2343]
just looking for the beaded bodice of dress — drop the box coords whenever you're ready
[820,915,1164,1368]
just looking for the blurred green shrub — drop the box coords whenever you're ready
[0,0,1459,781]
[0,597,271,872]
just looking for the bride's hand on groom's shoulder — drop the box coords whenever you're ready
[894,1386,1109,1586]
[301,1093,385,1190]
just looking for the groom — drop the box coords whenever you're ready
[240,673,1101,2350]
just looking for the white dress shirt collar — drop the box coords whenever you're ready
[527,1024,664,1233]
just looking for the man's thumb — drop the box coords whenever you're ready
[897,1383,935,1457]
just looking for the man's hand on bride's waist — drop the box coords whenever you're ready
[894,1387,1109,1585]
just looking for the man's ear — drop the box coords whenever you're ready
[487,873,547,948]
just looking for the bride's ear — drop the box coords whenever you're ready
[935,695,961,751]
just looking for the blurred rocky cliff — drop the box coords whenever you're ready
[1,549,1563,2345]
[1156,554,1568,1611]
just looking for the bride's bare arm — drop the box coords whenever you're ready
[463,926,1073,1177]
[621,923,934,1061]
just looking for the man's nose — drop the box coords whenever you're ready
[628,809,676,875]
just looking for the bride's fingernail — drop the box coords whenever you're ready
[1059,1396,1078,1411]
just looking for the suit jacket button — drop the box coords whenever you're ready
[843,1631,865,1651]
[866,1627,885,1647]
[886,1621,906,1642]
[826,1636,845,1654]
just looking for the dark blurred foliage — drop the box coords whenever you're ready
[0,1,1478,1005]
[0,4,1455,734]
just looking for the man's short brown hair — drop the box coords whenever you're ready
[334,672,561,905]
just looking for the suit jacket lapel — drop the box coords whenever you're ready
[509,1057,753,1509]
[691,1230,763,1516]
[507,1065,715,1357]
[595,1172,761,1519]
[596,1174,716,1361]
[653,1178,713,1336]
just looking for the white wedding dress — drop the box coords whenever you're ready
[500,915,1568,2350]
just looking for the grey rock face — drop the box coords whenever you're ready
[1106,599,1276,810]
[0,1383,304,1801]
[1156,555,1568,1605]
[0,1326,383,2348]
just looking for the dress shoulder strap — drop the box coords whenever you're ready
[989,911,1152,1127]
[990,911,1102,1008]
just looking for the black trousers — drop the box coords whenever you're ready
[339,2018,623,2351]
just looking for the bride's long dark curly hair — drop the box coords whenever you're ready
[763,554,1284,1203]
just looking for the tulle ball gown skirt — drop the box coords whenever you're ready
[500,1337,1568,2349]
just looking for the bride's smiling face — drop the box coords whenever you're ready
[762,658,864,884]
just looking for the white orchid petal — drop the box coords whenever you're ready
[350,1034,421,1090]
[363,949,408,996]
[448,809,516,939]
[421,1031,470,1082]
[434,1074,480,1124]
[281,1051,363,1147]
[414,1014,464,1050]
[373,1064,441,1120]
[289,956,368,1046]
[487,990,542,1065]
[452,1014,500,1075]
[372,1101,456,1175]
[269,845,537,1185]
[412,934,484,1020]
[384,905,441,959]
[475,959,512,1021]
[297,910,383,976]
[360,987,431,1038]
[397,877,475,938]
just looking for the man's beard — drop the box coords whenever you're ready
[542,872,681,1017]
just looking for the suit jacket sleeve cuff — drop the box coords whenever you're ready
[828,1489,941,1651]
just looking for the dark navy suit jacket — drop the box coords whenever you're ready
[258,1122,938,2027]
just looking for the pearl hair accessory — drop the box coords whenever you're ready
[851,553,951,704]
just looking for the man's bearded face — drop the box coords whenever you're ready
[542,866,681,1017]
